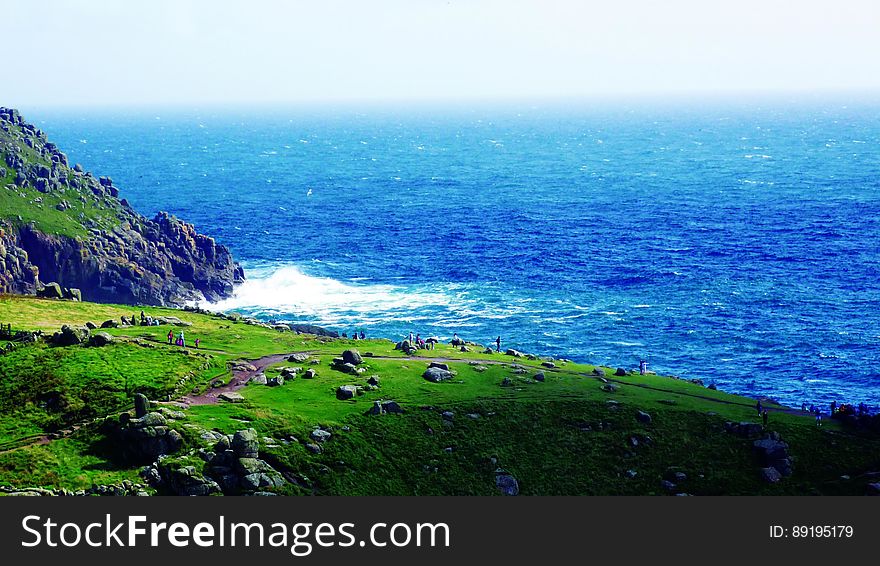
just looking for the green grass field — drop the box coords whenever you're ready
[1,295,878,495]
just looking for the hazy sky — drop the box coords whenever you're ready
[6,0,880,107]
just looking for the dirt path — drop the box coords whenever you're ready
[181,352,309,406]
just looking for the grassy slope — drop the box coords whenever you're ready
[1,126,123,238]
[0,295,878,495]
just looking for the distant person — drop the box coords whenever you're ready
[409,331,414,344]
[756,400,763,415]
[831,401,837,414]
[195,338,200,349]
[167,330,174,345]
[178,331,185,348]
[762,410,768,428]
[801,402,807,412]
[359,331,365,340]
[496,336,501,352]
[140,310,145,323]
[352,332,358,341]
[342,332,348,338]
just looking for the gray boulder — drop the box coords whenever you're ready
[429,362,450,371]
[37,282,64,299]
[310,429,331,443]
[53,324,90,346]
[336,385,358,400]
[342,349,363,365]
[423,367,454,383]
[232,428,259,458]
[615,368,628,376]
[250,374,268,385]
[267,375,285,387]
[534,372,545,382]
[134,393,149,418]
[89,331,113,347]
[636,410,653,424]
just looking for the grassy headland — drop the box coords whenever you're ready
[0,295,878,496]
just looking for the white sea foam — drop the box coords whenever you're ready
[210,265,455,323]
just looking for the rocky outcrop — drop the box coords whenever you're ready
[0,107,244,306]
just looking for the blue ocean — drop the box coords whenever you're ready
[29,99,880,409]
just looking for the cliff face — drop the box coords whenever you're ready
[0,107,244,306]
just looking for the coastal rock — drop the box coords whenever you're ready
[615,368,628,376]
[310,429,331,443]
[342,349,363,365]
[336,385,357,400]
[134,393,149,418]
[52,324,89,346]
[250,374,268,385]
[533,372,545,382]
[88,331,113,347]
[423,366,454,382]
[232,429,259,458]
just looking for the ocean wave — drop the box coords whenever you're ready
[209,265,457,319]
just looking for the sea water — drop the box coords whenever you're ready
[31,99,880,409]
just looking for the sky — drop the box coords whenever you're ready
[5,0,880,107]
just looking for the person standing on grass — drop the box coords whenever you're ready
[178,331,185,348]
[756,400,763,415]
[496,336,501,352]
[167,329,173,345]
[195,338,200,349]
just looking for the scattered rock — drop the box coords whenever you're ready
[303,368,317,379]
[336,385,358,400]
[636,410,653,424]
[250,374,268,385]
[287,353,310,363]
[88,331,113,347]
[310,429,332,443]
[615,368,628,376]
[533,372,545,382]
[232,429,259,458]
[134,393,149,418]
[219,392,244,403]
[541,361,556,368]
[342,349,363,365]
[267,375,285,387]
[305,443,322,454]
[505,349,523,358]
[423,366,454,382]
[429,362,450,371]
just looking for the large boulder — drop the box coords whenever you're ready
[167,466,221,496]
[342,349,363,365]
[505,349,524,358]
[133,393,149,418]
[53,324,90,346]
[232,429,259,458]
[310,429,332,443]
[636,410,653,424]
[37,282,63,299]
[423,366,454,383]
[429,362,450,371]
[88,331,113,347]
[336,385,358,400]
[100,319,120,329]
[287,353,310,363]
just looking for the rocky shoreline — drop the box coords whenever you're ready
[0,107,244,306]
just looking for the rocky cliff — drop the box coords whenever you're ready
[0,107,244,305]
